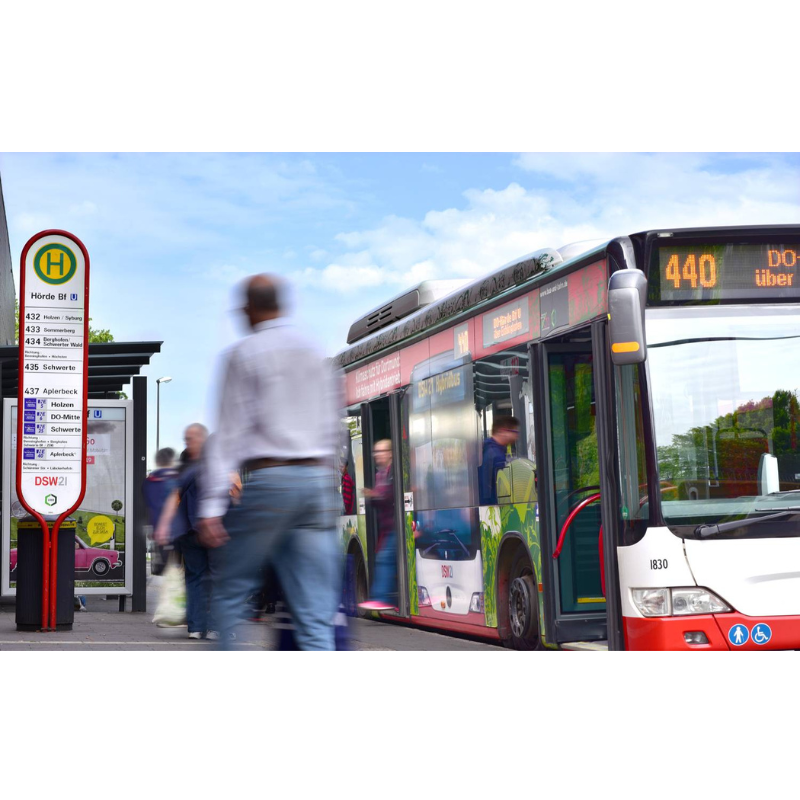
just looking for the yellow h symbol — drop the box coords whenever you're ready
[45,249,67,277]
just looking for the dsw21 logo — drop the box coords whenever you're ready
[34,476,67,487]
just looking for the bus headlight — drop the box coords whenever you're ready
[631,588,670,617]
[469,593,484,613]
[671,588,730,615]
[632,587,731,617]
[418,586,431,607]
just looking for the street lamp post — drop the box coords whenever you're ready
[156,376,172,454]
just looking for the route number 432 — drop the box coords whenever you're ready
[650,559,668,570]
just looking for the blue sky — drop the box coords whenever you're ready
[1,152,799,464]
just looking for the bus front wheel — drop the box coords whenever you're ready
[505,550,543,651]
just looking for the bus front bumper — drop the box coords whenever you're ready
[623,613,800,650]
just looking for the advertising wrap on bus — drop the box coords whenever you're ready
[413,508,483,619]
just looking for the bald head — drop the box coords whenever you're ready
[245,274,283,327]
[183,423,208,461]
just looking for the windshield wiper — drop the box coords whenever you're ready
[769,489,800,495]
[650,334,800,349]
[695,507,800,539]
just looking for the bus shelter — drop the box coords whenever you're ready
[0,341,162,612]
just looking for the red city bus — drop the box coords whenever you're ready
[335,225,800,650]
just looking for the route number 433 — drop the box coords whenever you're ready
[650,559,668,570]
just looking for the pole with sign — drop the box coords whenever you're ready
[17,230,90,631]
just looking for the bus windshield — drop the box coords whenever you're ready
[646,305,800,534]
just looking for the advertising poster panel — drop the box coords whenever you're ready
[2,399,133,596]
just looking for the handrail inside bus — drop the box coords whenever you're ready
[553,493,601,559]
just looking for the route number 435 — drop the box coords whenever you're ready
[650,559,668,570]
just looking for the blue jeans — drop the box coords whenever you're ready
[213,466,341,650]
[371,528,397,604]
[178,533,211,634]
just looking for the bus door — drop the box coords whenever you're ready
[536,330,608,644]
[361,393,410,616]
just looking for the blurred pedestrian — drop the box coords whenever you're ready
[142,447,179,576]
[359,439,397,611]
[155,423,213,639]
[198,274,342,650]
[248,564,281,621]
[340,459,355,515]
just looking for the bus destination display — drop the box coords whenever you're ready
[655,243,800,302]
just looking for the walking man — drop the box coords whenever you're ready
[142,447,179,577]
[155,424,213,638]
[198,274,342,650]
[358,439,397,612]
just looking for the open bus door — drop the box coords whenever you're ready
[534,325,614,647]
[360,392,410,617]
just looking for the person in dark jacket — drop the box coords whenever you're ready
[479,416,519,505]
[358,439,396,612]
[142,447,178,576]
[340,459,355,515]
[155,424,212,639]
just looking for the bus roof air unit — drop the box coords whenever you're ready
[347,280,470,344]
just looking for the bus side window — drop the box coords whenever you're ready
[342,412,364,516]
[474,346,537,506]
[407,364,479,510]
[615,364,650,543]
[405,380,434,511]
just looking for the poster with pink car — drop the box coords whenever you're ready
[2,398,133,596]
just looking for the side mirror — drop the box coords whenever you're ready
[758,453,779,496]
[608,269,648,365]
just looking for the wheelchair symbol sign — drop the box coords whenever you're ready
[728,624,749,646]
[751,623,772,645]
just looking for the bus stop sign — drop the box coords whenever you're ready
[17,230,90,630]
[17,230,90,516]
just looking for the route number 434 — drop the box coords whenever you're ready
[650,559,668,570]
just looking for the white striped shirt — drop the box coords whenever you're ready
[198,318,342,519]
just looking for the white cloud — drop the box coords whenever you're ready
[299,154,800,296]
[69,200,97,216]
[291,250,396,293]
[12,211,50,232]
[200,263,251,284]
[0,153,355,257]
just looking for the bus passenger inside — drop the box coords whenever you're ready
[479,416,519,505]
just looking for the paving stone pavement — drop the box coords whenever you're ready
[0,573,504,652]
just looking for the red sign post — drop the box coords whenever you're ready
[17,230,90,630]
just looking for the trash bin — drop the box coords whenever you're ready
[15,516,76,632]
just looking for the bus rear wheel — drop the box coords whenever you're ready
[346,550,369,617]
[506,550,543,651]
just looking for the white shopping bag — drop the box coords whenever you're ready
[152,554,187,626]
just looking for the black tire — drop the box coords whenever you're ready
[505,548,544,651]
[344,550,369,616]
[353,553,369,617]
[91,558,110,577]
